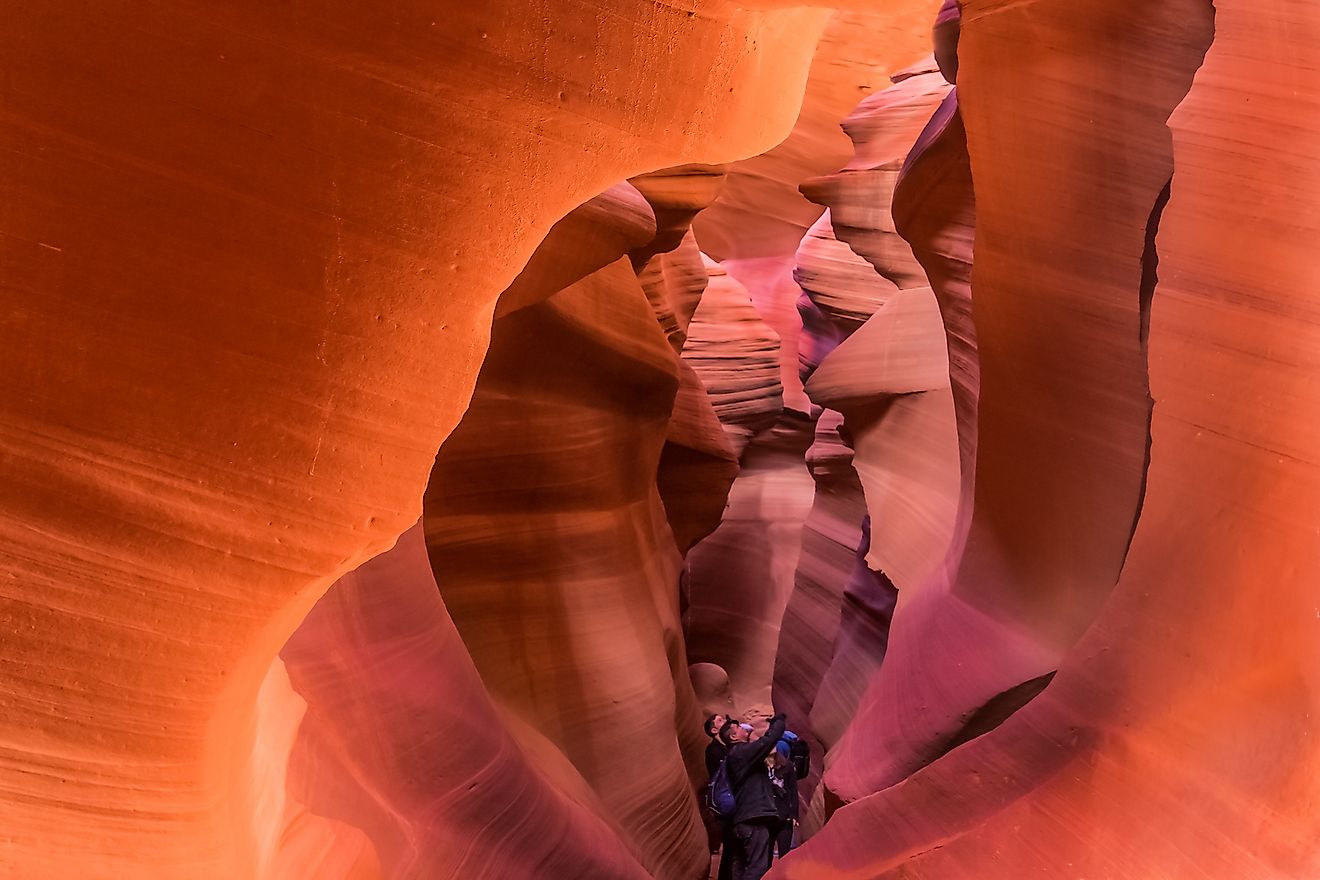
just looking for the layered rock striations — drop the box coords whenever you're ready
[5,3,1320,879]
[775,4,1320,874]
[0,3,837,876]
[281,524,653,880]
[817,0,1218,812]
[694,3,943,412]
[422,254,710,880]
[764,60,956,825]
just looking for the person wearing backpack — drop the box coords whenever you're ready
[768,739,799,860]
[703,714,736,880]
[717,712,787,880]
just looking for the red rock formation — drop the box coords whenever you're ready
[682,258,786,455]
[763,60,956,831]
[632,169,742,551]
[0,3,836,875]
[820,0,1217,810]
[693,5,941,413]
[495,183,657,318]
[422,255,710,880]
[775,3,1320,871]
[281,524,652,879]
[769,411,864,747]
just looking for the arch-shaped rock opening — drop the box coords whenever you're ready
[6,2,1320,880]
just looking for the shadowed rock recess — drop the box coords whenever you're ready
[1,1,1317,879]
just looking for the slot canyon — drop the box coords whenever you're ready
[2,1,1318,878]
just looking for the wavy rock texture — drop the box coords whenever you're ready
[818,0,1218,811]
[7,2,1319,879]
[683,412,817,716]
[767,411,864,764]
[681,259,786,455]
[694,4,941,412]
[762,60,955,828]
[422,255,710,880]
[281,524,652,880]
[0,3,838,875]
[496,183,657,318]
[774,4,1320,875]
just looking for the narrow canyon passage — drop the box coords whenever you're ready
[2,2,1318,880]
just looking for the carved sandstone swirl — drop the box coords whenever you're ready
[766,212,904,814]
[766,65,954,823]
[695,4,942,412]
[0,3,835,875]
[821,0,1216,807]
[679,256,816,719]
[682,258,786,455]
[767,409,865,816]
[280,524,653,880]
[774,3,1320,877]
[422,255,711,880]
[631,167,742,552]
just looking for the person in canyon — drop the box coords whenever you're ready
[704,713,729,775]
[718,712,788,880]
[703,713,737,880]
[769,739,799,860]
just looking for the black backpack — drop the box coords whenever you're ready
[708,757,736,819]
[789,738,810,779]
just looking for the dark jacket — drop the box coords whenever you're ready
[770,751,799,822]
[705,738,727,778]
[724,714,786,825]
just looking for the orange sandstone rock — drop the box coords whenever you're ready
[281,524,652,880]
[0,3,835,875]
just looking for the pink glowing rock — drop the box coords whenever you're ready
[281,524,652,879]
[806,288,959,590]
[0,4,838,874]
[423,256,709,880]
[794,213,900,335]
[683,413,817,717]
[681,258,786,455]
[694,5,941,413]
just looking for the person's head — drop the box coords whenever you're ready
[719,720,751,745]
[704,713,728,740]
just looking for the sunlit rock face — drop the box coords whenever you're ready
[421,253,711,880]
[694,3,943,411]
[0,2,836,875]
[775,1,1320,879]
[281,524,653,880]
[6,2,1320,879]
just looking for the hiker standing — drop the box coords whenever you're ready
[768,739,798,860]
[718,712,787,880]
[703,714,736,880]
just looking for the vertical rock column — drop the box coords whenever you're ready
[0,3,837,876]
[422,253,710,880]
[821,0,1217,804]
[772,4,1320,878]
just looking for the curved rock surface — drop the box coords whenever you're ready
[423,256,708,880]
[820,0,1217,810]
[775,4,1320,872]
[281,523,653,880]
[694,4,941,412]
[0,3,835,875]
[6,3,1320,879]
[681,258,786,455]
